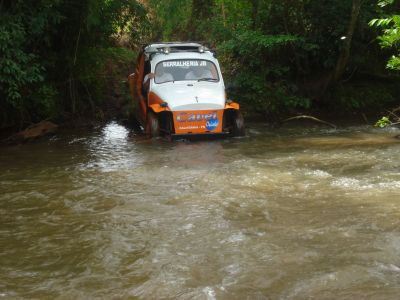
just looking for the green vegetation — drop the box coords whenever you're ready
[370,0,400,70]
[147,0,400,118]
[0,0,146,129]
[369,0,400,127]
[1,0,400,131]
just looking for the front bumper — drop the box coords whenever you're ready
[170,132,230,140]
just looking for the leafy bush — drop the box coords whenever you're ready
[220,29,312,115]
[369,0,400,70]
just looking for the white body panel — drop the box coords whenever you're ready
[149,52,225,111]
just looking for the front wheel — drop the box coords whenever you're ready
[145,111,160,138]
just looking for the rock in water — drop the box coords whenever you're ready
[16,121,58,141]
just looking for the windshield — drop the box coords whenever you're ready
[154,59,219,83]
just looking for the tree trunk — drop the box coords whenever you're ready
[315,0,362,99]
[332,0,362,83]
[221,0,226,27]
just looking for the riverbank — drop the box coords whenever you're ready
[0,110,391,146]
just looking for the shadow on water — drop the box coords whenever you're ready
[1,121,400,299]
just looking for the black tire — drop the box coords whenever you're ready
[146,111,160,138]
[165,113,174,135]
[232,111,245,136]
[160,112,174,136]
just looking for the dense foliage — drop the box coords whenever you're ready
[370,0,400,70]
[1,0,399,130]
[0,0,147,128]
[147,0,400,117]
[369,0,400,127]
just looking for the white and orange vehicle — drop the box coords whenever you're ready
[128,42,244,138]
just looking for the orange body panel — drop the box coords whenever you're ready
[225,102,240,110]
[150,104,170,113]
[148,92,170,113]
[172,110,224,134]
[148,92,164,106]
[136,54,147,120]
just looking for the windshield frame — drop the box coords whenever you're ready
[154,59,220,84]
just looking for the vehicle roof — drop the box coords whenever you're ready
[143,42,217,63]
[150,51,218,67]
[144,42,207,53]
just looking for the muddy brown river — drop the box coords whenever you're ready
[1,122,400,299]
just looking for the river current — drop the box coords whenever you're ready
[1,122,400,299]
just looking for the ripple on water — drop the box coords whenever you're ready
[1,123,400,299]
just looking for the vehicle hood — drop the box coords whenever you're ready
[151,82,225,111]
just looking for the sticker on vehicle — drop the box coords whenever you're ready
[172,110,223,134]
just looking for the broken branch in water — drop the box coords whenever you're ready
[376,107,400,128]
[282,115,337,128]
[386,109,399,121]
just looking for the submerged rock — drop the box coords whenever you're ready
[19,121,58,140]
[6,121,58,143]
